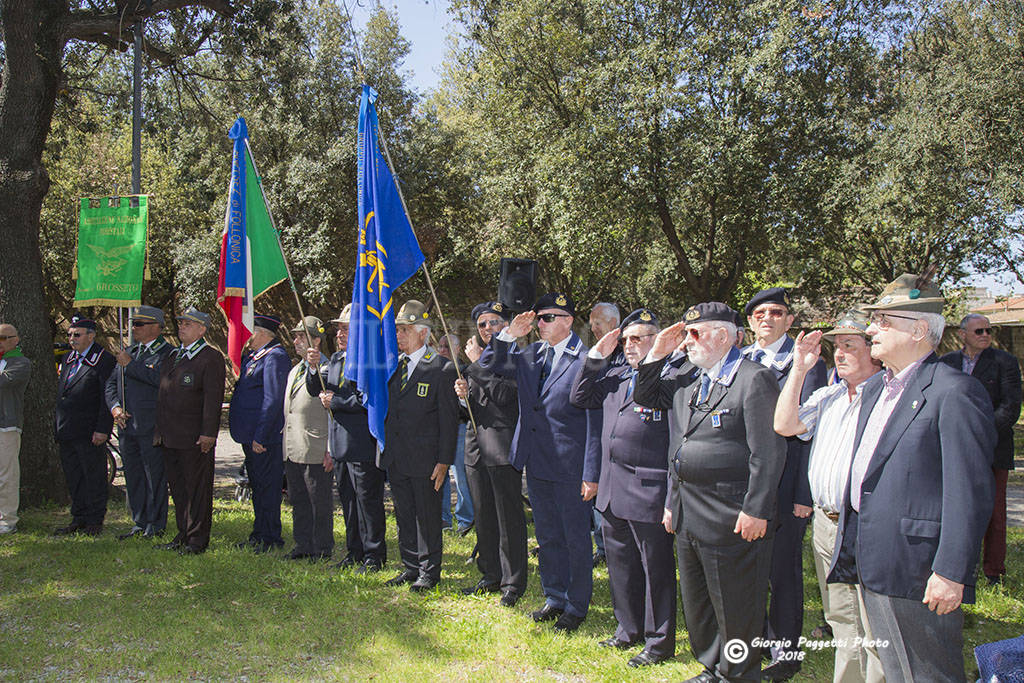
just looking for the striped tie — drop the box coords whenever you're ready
[290,363,306,397]
[399,355,409,390]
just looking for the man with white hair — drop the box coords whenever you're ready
[635,302,786,683]
[829,273,996,682]
[0,323,30,534]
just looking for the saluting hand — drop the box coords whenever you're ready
[464,336,483,363]
[792,330,823,374]
[734,511,767,542]
[506,311,535,338]
[650,321,686,361]
[593,328,621,359]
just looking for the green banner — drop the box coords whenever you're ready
[73,195,149,307]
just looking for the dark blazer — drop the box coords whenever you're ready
[479,331,601,483]
[308,350,377,463]
[381,348,459,478]
[636,349,786,545]
[742,336,827,510]
[154,343,226,450]
[104,337,175,435]
[828,354,996,603]
[570,357,670,524]
[461,360,519,468]
[55,342,117,442]
[228,340,291,446]
[940,346,1021,469]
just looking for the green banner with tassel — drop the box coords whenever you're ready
[73,195,149,307]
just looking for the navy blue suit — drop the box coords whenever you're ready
[742,336,827,656]
[479,331,600,618]
[229,339,291,546]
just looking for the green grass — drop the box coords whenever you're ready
[1,499,1021,681]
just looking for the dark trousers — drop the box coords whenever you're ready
[163,445,214,550]
[389,471,443,582]
[285,459,335,556]
[766,511,808,655]
[334,461,363,561]
[465,462,528,595]
[677,528,773,682]
[983,467,1009,577]
[243,443,283,546]
[58,439,108,526]
[602,509,676,658]
[119,430,168,534]
[344,460,387,564]
[862,586,966,682]
[526,475,594,618]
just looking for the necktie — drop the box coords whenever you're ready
[697,373,711,404]
[626,368,638,399]
[399,355,410,390]
[66,354,82,380]
[749,348,766,365]
[290,363,306,396]
[538,346,554,393]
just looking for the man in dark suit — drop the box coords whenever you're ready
[941,313,1021,586]
[455,301,526,607]
[153,307,225,555]
[479,292,601,633]
[635,302,786,683]
[54,315,117,536]
[308,303,387,573]
[229,313,291,552]
[829,274,996,682]
[105,305,175,539]
[571,308,677,668]
[381,300,459,592]
[742,287,827,680]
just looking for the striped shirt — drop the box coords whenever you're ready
[797,376,877,512]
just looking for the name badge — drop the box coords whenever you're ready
[417,382,429,397]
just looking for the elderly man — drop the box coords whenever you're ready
[154,307,225,554]
[635,302,786,683]
[941,313,1021,586]
[381,300,459,592]
[455,301,526,606]
[229,313,291,553]
[571,308,677,668]
[54,315,116,536]
[0,324,31,534]
[309,304,386,572]
[829,274,996,682]
[479,292,600,633]
[774,308,884,683]
[742,287,827,680]
[283,316,333,561]
[105,305,175,539]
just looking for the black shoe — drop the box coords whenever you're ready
[531,604,564,622]
[499,591,521,608]
[553,612,585,633]
[235,539,257,550]
[142,528,164,539]
[155,541,182,551]
[81,525,103,537]
[336,554,361,568]
[284,548,310,560]
[409,579,437,593]
[628,650,670,667]
[761,658,801,681]
[178,544,205,556]
[986,574,1003,586]
[592,552,606,567]
[384,571,417,587]
[461,580,500,596]
[53,523,84,536]
[355,559,383,574]
[458,521,475,537]
[598,636,636,649]
[118,527,144,540]
[683,669,720,683]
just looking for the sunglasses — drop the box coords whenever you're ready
[868,312,918,330]
[623,333,655,345]
[972,327,993,335]
[751,307,789,320]
[0,335,17,341]
[537,313,571,323]
[132,321,156,328]
[477,320,505,329]
[67,331,87,338]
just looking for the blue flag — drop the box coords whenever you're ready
[345,85,425,449]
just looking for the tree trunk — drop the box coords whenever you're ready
[0,1,70,504]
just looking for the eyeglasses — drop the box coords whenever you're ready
[0,335,17,341]
[537,313,571,323]
[67,331,87,338]
[477,320,505,329]
[623,333,655,345]
[868,312,918,330]
[751,307,789,320]
[131,321,155,328]
[972,327,993,335]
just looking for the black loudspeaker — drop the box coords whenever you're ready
[498,258,538,312]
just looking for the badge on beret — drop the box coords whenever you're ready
[555,294,567,306]
[493,303,503,312]
[783,292,791,306]
[640,311,652,321]
[684,308,699,321]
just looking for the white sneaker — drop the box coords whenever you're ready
[0,525,16,534]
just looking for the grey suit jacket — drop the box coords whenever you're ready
[283,357,329,464]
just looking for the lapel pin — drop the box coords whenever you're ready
[911,400,918,410]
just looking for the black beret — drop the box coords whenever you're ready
[253,313,282,333]
[69,314,97,331]
[744,287,792,317]
[533,292,575,317]
[621,308,660,331]
[471,301,512,321]
[683,302,739,326]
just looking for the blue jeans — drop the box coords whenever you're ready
[441,423,474,529]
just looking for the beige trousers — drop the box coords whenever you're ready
[0,430,21,529]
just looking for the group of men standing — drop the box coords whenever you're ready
[0,268,1016,682]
